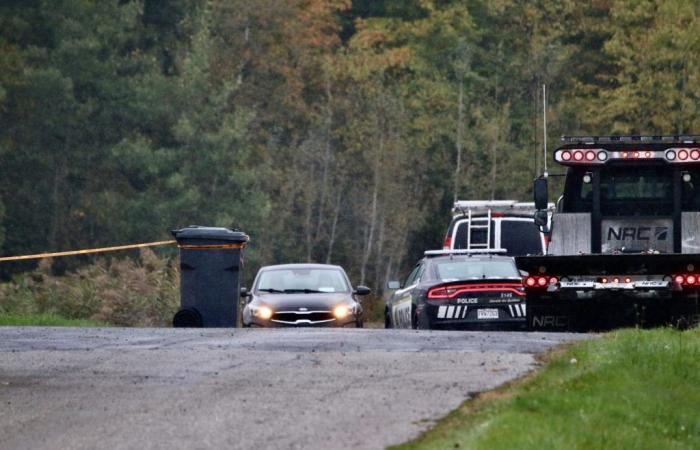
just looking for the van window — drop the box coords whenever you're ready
[500,220,542,255]
[453,220,495,250]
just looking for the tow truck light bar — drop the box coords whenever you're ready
[562,135,700,143]
[555,148,700,164]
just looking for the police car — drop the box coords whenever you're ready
[385,250,526,330]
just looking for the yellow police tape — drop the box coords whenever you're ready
[0,240,177,263]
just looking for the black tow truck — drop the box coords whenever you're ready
[517,135,700,331]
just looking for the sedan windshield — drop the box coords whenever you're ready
[435,260,519,281]
[256,268,350,293]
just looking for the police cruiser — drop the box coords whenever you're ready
[385,249,526,330]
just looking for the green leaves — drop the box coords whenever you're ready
[1,0,700,298]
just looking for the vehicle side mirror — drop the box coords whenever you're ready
[354,285,371,296]
[240,287,249,298]
[387,280,401,290]
[534,177,548,211]
[534,210,549,233]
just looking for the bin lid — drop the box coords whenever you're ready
[171,226,249,244]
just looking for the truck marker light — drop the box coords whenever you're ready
[645,151,652,158]
[666,150,676,161]
[633,151,640,158]
[524,276,558,289]
[600,277,609,283]
[678,149,689,160]
[674,275,685,284]
[613,277,620,283]
[561,151,572,161]
[692,150,700,160]
[621,151,629,158]
[624,276,632,283]
[574,151,584,161]
[585,151,596,161]
[687,275,696,285]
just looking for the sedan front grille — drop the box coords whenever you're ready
[272,311,335,324]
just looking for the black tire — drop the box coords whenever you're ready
[173,308,202,328]
[385,308,392,329]
[413,308,430,330]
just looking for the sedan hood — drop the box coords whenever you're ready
[254,293,353,310]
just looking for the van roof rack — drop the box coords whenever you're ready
[452,200,553,215]
[561,135,700,144]
[424,249,507,257]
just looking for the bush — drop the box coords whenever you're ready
[0,249,179,326]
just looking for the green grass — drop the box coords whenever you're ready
[0,313,108,327]
[393,327,700,450]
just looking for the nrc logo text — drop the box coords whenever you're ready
[607,226,668,241]
[532,315,567,328]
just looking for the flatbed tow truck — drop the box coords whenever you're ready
[517,135,700,331]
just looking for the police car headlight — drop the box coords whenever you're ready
[333,305,350,319]
[252,306,273,320]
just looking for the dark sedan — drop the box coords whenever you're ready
[385,251,526,330]
[241,264,370,327]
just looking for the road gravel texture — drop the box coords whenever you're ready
[0,327,588,450]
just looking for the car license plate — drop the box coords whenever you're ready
[477,308,499,319]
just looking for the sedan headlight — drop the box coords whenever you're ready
[252,305,273,320]
[333,305,350,320]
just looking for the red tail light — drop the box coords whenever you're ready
[443,235,452,250]
[427,283,525,299]
[524,276,558,289]
[673,274,699,286]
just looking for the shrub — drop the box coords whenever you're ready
[0,249,179,326]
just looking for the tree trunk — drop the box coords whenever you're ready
[48,150,67,251]
[453,82,464,204]
[325,188,342,264]
[316,77,333,238]
[373,215,386,292]
[360,123,383,286]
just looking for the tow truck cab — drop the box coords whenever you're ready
[520,135,700,331]
[544,137,700,255]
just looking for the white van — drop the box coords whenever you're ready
[442,200,550,256]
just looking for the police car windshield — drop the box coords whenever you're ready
[434,260,519,281]
[256,268,350,293]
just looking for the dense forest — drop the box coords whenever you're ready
[2,0,700,295]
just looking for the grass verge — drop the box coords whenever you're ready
[0,313,108,327]
[393,327,700,450]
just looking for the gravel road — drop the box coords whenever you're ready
[0,327,588,450]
